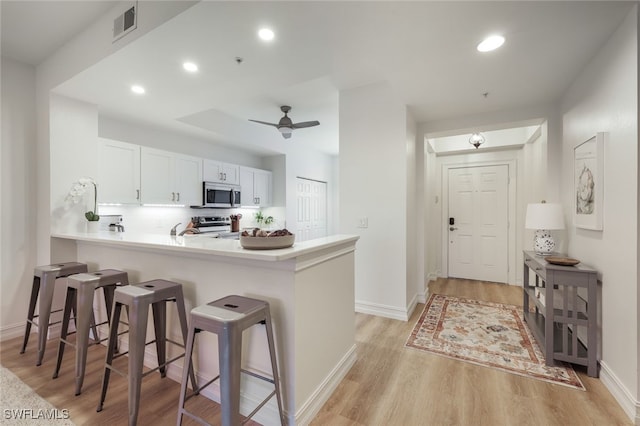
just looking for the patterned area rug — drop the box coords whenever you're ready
[405,294,585,390]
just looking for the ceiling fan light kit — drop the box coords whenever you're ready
[469,132,485,149]
[249,105,320,139]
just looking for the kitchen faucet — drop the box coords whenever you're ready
[170,223,181,236]
[109,223,125,232]
[178,228,201,236]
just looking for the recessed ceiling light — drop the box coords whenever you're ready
[477,35,505,52]
[131,85,145,94]
[258,28,275,41]
[183,62,198,72]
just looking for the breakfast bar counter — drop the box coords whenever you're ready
[51,231,359,425]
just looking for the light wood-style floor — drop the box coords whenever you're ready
[312,278,632,426]
[0,278,632,425]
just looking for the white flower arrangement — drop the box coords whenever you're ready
[66,177,100,221]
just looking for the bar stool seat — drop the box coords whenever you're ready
[177,295,285,426]
[52,269,129,395]
[97,279,196,426]
[20,262,89,366]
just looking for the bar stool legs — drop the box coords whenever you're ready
[97,280,196,426]
[20,262,89,366]
[52,269,129,395]
[177,295,285,426]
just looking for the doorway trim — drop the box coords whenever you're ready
[440,159,517,285]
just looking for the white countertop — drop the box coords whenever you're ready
[51,231,359,262]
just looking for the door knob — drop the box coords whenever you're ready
[450,227,458,231]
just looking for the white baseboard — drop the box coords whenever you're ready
[0,322,24,342]
[355,300,409,321]
[294,344,357,425]
[599,361,640,425]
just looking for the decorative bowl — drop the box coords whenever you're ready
[240,234,295,250]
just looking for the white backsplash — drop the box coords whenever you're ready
[97,205,286,235]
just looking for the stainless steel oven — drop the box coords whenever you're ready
[202,182,241,208]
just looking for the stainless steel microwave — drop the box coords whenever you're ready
[202,182,241,208]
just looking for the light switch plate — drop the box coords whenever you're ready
[357,217,368,228]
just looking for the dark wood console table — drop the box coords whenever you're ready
[523,251,598,377]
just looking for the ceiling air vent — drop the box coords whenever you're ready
[113,4,137,42]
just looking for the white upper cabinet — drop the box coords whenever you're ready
[141,147,202,205]
[240,166,272,207]
[98,138,141,204]
[203,159,239,185]
[175,153,203,206]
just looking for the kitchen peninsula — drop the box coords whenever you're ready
[51,231,359,425]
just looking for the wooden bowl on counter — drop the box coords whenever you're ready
[239,234,295,250]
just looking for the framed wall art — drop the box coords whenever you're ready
[574,132,605,230]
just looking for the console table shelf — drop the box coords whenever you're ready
[523,251,598,377]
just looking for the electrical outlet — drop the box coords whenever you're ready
[357,217,368,228]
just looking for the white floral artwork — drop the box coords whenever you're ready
[574,133,604,230]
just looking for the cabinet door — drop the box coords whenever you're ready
[203,159,240,184]
[203,159,224,183]
[222,163,240,185]
[98,139,140,204]
[140,147,174,204]
[254,170,272,207]
[175,154,202,206]
[239,166,255,207]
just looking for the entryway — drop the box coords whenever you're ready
[295,177,327,242]
[447,164,509,283]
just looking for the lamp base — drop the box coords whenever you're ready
[533,230,555,256]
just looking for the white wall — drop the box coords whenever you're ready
[99,115,264,169]
[50,95,100,234]
[406,111,420,311]
[0,58,37,339]
[339,81,409,320]
[284,144,338,237]
[423,141,438,281]
[561,5,638,421]
[35,1,195,268]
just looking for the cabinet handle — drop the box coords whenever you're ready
[171,192,176,202]
[136,189,140,200]
[219,172,223,180]
[223,173,227,180]
[176,192,180,202]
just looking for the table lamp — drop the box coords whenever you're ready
[525,202,565,255]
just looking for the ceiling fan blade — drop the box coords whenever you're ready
[248,119,279,128]
[292,120,320,129]
[282,132,292,139]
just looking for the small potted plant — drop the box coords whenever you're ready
[254,210,274,229]
[66,177,100,231]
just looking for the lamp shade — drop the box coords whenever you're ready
[525,203,565,230]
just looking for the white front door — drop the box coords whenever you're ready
[296,178,327,242]
[448,165,509,283]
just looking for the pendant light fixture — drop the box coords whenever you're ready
[469,132,485,149]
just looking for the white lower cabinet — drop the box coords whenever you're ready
[240,166,272,207]
[141,147,202,205]
[98,138,141,204]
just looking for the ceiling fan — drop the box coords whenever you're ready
[249,105,320,139]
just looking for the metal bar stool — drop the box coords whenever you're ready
[52,269,129,395]
[177,295,285,426]
[20,262,91,366]
[97,279,197,426]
